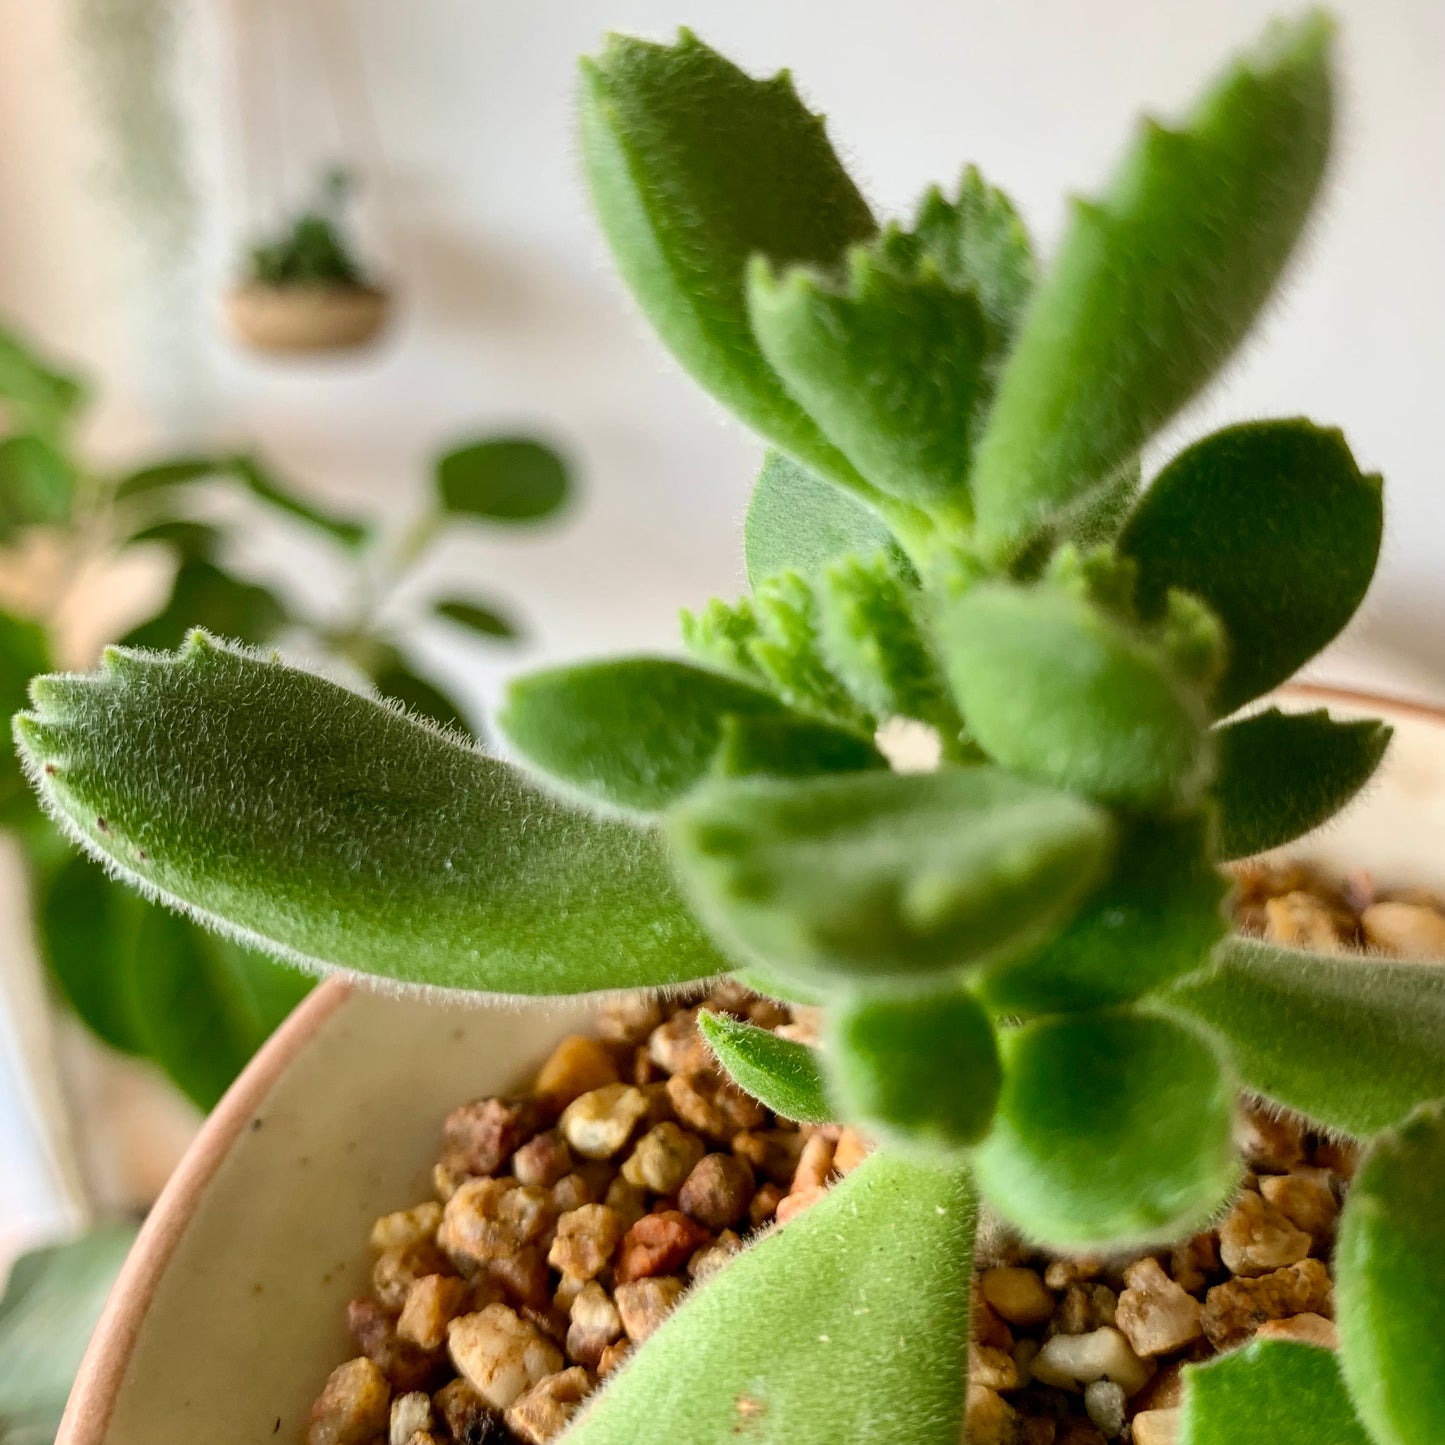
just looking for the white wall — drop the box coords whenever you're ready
[1,0,1444,719]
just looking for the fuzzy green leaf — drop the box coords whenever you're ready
[120,557,288,652]
[502,657,879,814]
[14,634,729,995]
[940,581,1212,807]
[433,598,518,640]
[0,434,74,535]
[973,1008,1238,1248]
[0,1223,138,1442]
[750,571,873,729]
[435,438,571,522]
[579,31,877,492]
[124,518,223,559]
[1335,1101,1445,1445]
[1213,708,1391,860]
[744,450,895,589]
[816,552,960,735]
[669,766,1113,984]
[1179,1339,1371,1445]
[978,813,1227,1017]
[710,712,885,785]
[748,252,986,517]
[875,166,1035,356]
[971,14,1334,555]
[1166,936,1445,1136]
[697,1009,833,1123]
[1120,421,1383,713]
[566,1151,975,1445]
[827,984,1001,1150]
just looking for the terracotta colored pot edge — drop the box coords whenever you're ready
[51,682,1443,1442]
[57,976,353,1445]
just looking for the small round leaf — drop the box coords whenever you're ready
[973,1009,1239,1247]
[436,437,571,521]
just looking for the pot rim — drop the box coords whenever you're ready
[54,682,1445,1444]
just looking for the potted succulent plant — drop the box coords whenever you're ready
[226,167,393,355]
[14,11,1445,1445]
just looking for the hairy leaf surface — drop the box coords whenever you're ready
[971,15,1334,554]
[744,450,896,588]
[940,582,1212,807]
[827,985,1001,1149]
[1120,421,1382,713]
[978,814,1227,1016]
[1335,1102,1445,1445]
[501,657,879,813]
[749,252,986,516]
[566,1151,975,1445]
[1213,708,1390,860]
[1166,937,1445,1135]
[669,766,1112,983]
[697,1009,833,1123]
[579,31,877,492]
[1179,1339,1370,1445]
[973,1009,1238,1247]
[14,635,728,995]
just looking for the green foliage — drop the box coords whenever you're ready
[970,13,1335,556]
[697,1009,833,1123]
[1120,420,1382,714]
[0,436,74,536]
[1179,1339,1371,1445]
[671,766,1111,985]
[578,30,880,497]
[0,1224,138,1445]
[748,251,987,519]
[433,598,517,640]
[744,450,894,588]
[0,323,86,436]
[16,635,726,995]
[815,552,962,738]
[826,984,1002,1150]
[248,217,364,289]
[1335,1102,1445,1445]
[435,438,572,522]
[501,658,880,813]
[973,1009,1239,1246]
[940,578,1216,808]
[0,616,49,824]
[1213,708,1391,859]
[977,813,1227,1016]
[565,1152,975,1445]
[1166,937,1445,1136]
[226,453,369,548]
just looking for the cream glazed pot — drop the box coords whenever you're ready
[56,689,1445,1445]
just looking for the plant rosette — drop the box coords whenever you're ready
[15,12,1445,1445]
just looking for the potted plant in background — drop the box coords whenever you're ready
[13,11,1445,1445]
[226,166,393,355]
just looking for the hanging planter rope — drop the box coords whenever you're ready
[224,0,398,356]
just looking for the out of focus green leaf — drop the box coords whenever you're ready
[436,438,571,522]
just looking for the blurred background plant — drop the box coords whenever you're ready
[0,316,572,1115]
[245,166,370,291]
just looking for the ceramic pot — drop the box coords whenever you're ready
[225,284,391,355]
[57,689,1445,1444]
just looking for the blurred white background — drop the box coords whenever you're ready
[0,0,1442,1253]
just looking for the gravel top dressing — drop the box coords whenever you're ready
[304,859,1443,1445]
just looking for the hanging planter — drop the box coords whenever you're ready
[226,168,392,355]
